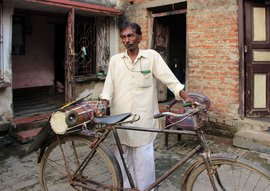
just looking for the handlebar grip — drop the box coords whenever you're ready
[153,113,164,119]
[183,102,192,107]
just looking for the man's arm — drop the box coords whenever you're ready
[99,57,115,107]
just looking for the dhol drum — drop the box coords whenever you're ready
[50,100,106,134]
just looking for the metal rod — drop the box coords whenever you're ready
[112,129,136,188]
[145,145,202,191]
[73,129,110,177]
[117,125,196,135]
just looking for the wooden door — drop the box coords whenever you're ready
[245,1,270,116]
[152,18,169,102]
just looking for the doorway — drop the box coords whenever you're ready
[244,1,270,117]
[12,11,66,118]
[11,10,110,118]
[152,13,186,101]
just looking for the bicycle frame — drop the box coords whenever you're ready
[57,111,223,191]
[113,127,202,191]
[113,117,219,191]
[37,91,270,191]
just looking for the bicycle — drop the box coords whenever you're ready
[29,93,270,191]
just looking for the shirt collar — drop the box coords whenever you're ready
[121,49,148,59]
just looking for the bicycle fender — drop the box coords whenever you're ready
[181,153,238,190]
[36,132,98,164]
[27,123,56,155]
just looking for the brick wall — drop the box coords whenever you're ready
[119,0,240,126]
[187,0,239,121]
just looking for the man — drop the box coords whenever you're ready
[100,21,193,190]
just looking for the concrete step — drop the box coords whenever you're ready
[13,113,51,128]
[16,128,42,144]
[232,118,270,154]
[11,113,51,143]
[233,129,270,154]
[236,118,270,131]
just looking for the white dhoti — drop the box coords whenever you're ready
[115,142,156,191]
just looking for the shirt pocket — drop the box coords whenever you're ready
[138,73,152,88]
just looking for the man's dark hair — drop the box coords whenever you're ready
[119,21,142,36]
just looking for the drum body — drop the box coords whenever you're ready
[50,101,105,134]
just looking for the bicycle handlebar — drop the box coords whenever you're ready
[153,101,202,119]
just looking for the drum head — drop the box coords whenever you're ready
[50,111,68,134]
[65,110,79,127]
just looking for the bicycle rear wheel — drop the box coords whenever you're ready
[39,134,122,191]
[184,158,270,191]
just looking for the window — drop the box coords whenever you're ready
[75,17,96,76]
[75,16,110,78]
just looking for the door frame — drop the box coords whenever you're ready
[238,0,245,119]
[149,7,187,102]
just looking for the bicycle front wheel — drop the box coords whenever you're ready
[184,158,270,191]
[39,134,123,191]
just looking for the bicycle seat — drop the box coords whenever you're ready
[93,113,132,124]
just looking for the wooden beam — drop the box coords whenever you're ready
[25,0,122,16]
[65,7,75,104]
[151,9,186,17]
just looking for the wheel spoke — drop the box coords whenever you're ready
[230,164,236,191]
[46,158,70,176]
[262,182,270,191]
[185,158,270,191]
[241,168,252,190]
[39,135,122,191]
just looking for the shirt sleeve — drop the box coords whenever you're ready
[99,57,115,103]
[151,50,185,100]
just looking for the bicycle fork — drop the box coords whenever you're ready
[201,151,226,191]
[198,131,226,191]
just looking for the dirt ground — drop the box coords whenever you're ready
[1,133,270,191]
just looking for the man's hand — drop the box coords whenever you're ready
[179,90,194,106]
[101,99,110,115]
[101,99,109,108]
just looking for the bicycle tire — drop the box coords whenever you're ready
[184,158,270,191]
[39,134,123,191]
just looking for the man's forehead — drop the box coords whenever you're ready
[120,27,136,35]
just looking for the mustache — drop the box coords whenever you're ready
[125,43,134,48]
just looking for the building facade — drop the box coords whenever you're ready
[118,0,270,151]
[0,0,121,131]
[0,0,269,150]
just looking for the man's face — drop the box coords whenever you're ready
[120,27,141,51]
